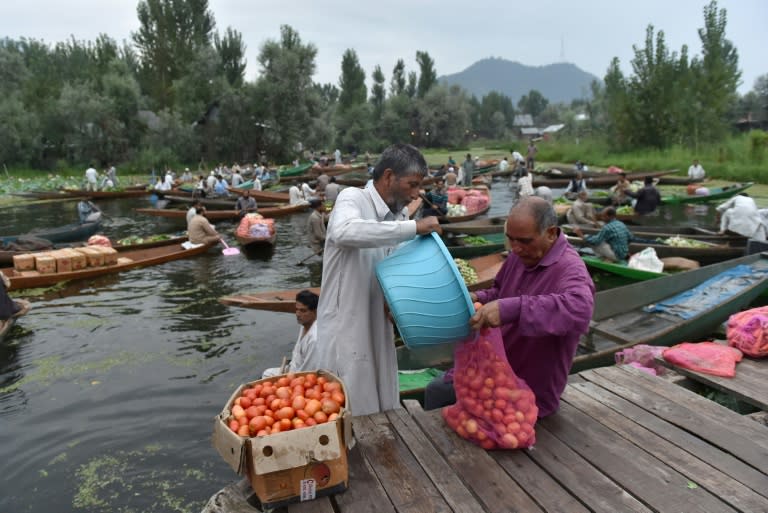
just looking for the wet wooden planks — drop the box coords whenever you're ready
[205,364,768,513]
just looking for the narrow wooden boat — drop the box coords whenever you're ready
[439,204,491,224]
[660,182,753,204]
[1,221,101,247]
[565,224,747,247]
[394,252,768,372]
[440,216,507,235]
[61,188,151,199]
[566,235,743,266]
[532,169,674,188]
[161,195,283,209]
[219,252,507,313]
[2,241,215,291]
[0,234,187,266]
[275,162,314,177]
[444,232,506,258]
[226,188,291,203]
[233,220,277,248]
[135,203,308,221]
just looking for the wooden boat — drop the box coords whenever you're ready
[581,254,667,281]
[135,203,308,221]
[275,162,313,178]
[440,216,507,235]
[0,234,188,266]
[444,232,506,258]
[438,187,492,224]
[61,188,151,199]
[395,252,768,373]
[161,195,283,209]
[566,235,743,266]
[565,224,747,247]
[233,221,277,249]
[226,188,291,203]
[660,182,753,204]
[532,169,674,188]
[1,220,101,247]
[219,252,507,313]
[2,241,215,291]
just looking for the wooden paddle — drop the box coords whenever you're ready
[296,249,323,266]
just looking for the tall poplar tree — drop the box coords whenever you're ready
[390,59,406,96]
[338,49,366,112]
[416,51,437,98]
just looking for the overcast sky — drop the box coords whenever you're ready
[1,0,764,96]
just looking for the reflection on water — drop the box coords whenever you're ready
[0,183,721,512]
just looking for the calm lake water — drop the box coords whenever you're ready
[0,182,719,513]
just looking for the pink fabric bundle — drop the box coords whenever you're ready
[87,235,112,247]
[663,342,743,377]
[447,187,466,205]
[614,345,666,375]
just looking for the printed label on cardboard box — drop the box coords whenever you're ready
[299,478,316,501]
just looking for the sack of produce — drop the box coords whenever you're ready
[460,193,489,214]
[447,187,466,205]
[87,235,112,247]
[442,327,538,450]
[614,344,666,375]
[727,306,768,358]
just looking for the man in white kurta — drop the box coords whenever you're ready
[303,144,441,416]
[717,194,767,242]
[262,290,320,378]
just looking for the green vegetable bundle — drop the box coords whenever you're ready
[453,258,478,285]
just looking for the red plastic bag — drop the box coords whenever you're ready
[442,328,537,450]
[727,306,768,358]
[662,342,743,377]
[615,344,666,375]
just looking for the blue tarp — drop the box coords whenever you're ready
[644,264,768,319]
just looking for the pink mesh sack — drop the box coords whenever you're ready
[727,306,768,358]
[663,342,743,377]
[442,328,537,450]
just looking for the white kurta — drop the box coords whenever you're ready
[717,195,767,241]
[302,182,417,416]
[262,322,318,378]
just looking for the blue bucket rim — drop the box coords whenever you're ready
[377,232,476,346]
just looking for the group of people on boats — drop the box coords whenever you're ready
[83,164,118,191]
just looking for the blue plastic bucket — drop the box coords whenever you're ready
[375,232,476,347]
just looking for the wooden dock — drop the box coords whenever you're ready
[205,362,768,513]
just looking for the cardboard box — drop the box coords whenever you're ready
[74,247,104,267]
[50,250,72,273]
[34,254,56,274]
[13,254,35,272]
[212,370,353,509]
[92,246,118,265]
[64,249,87,270]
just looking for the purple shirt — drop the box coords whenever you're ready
[475,231,595,417]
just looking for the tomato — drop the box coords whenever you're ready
[279,418,292,431]
[324,381,342,393]
[292,396,306,411]
[327,413,339,422]
[480,439,496,450]
[304,399,322,416]
[244,389,258,400]
[468,376,484,390]
[317,376,328,387]
[263,415,275,427]
[494,399,507,410]
[253,397,265,407]
[290,376,305,388]
[321,399,340,415]
[479,387,493,400]
[239,396,252,409]
[473,301,483,310]
[231,405,246,420]
[249,416,267,432]
[276,386,291,400]
[292,417,306,429]
[501,433,518,449]
[255,405,267,416]
[456,425,468,439]
[491,408,504,423]
[228,420,240,433]
[237,424,250,437]
[252,384,263,396]
[304,417,317,427]
[506,421,521,433]
[313,411,328,424]
[292,385,305,397]
[275,406,295,420]
[304,373,318,386]
[331,391,346,406]
[276,376,290,388]
[245,406,259,419]
[465,419,478,435]
[234,397,243,407]
[296,409,309,421]
[270,398,282,411]
[256,429,269,437]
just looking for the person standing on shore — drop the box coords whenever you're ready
[462,153,474,187]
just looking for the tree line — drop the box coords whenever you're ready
[0,0,763,172]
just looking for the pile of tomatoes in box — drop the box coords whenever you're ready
[442,328,538,450]
[227,372,345,437]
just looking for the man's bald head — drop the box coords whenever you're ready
[509,196,557,234]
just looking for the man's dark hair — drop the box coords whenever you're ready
[308,198,322,209]
[296,289,319,311]
[330,176,336,183]
[510,197,557,233]
[644,176,654,185]
[372,144,428,181]
[602,206,617,219]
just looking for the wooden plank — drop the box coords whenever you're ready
[563,384,768,511]
[540,402,739,513]
[403,400,545,513]
[385,408,485,513]
[568,380,768,497]
[353,414,454,513]
[333,443,396,513]
[585,366,768,462]
[499,426,650,513]
[656,353,768,410]
[287,496,334,513]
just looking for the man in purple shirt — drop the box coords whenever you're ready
[425,197,595,417]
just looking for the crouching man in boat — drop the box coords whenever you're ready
[424,197,595,418]
[571,207,632,263]
[716,193,768,242]
[187,206,221,245]
[262,290,320,378]
[77,200,101,224]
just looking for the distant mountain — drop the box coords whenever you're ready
[439,58,599,105]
